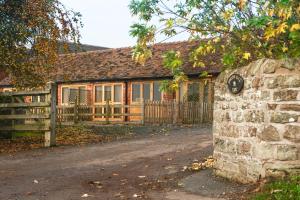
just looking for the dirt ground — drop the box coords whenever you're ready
[0,126,253,200]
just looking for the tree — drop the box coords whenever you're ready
[0,0,82,88]
[129,0,300,89]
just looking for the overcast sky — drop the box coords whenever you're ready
[60,0,188,48]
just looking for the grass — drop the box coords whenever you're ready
[252,176,300,200]
[12,131,43,138]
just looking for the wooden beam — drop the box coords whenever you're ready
[0,102,50,108]
[0,114,50,120]
[1,90,50,96]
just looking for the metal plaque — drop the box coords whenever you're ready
[227,74,244,94]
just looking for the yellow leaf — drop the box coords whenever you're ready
[276,22,288,34]
[290,24,300,32]
[282,46,288,52]
[264,26,276,40]
[243,52,251,60]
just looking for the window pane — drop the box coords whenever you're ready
[79,87,87,104]
[104,86,112,101]
[39,95,45,102]
[204,83,209,103]
[69,89,77,104]
[114,85,122,102]
[32,96,39,103]
[188,83,199,101]
[113,107,121,118]
[62,88,69,104]
[179,83,185,102]
[132,83,141,102]
[153,82,161,101]
[95,86,103,103]
[143,83,150,101]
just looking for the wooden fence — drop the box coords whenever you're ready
[57,100,213,125]
[57,100,144,125]
[0,84,57,147]
[144,101,213,124]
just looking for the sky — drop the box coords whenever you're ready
[60,0,188,48]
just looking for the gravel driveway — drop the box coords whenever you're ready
[0,126,214,200]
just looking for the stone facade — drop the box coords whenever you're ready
[213,58,300,183]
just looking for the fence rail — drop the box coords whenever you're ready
[57,100,213,125]
[57,100,144,124]
[0,84,57,147]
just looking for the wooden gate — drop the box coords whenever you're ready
[0,84,57,147]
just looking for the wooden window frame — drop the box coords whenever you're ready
[61,85,87,106]
[131,81,164,103]
[93,83,124,120]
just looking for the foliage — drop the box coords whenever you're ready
[129,0,300,89]
[252,176,300,200]
[0,0,82,88]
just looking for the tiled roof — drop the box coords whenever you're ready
[52,40,221,83]
[0,40,222,86]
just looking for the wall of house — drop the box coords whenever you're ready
[213,58,300,183]
[56,77,216,122]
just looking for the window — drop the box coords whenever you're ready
[62,86,87,105]
[114,85,122,102]
[188,83,200,102]
[32,95,45,103]
[153,82,161,101]
[95,86,103,103]
[104,86,112,101]
[143,83,151,101]
[62,87,69,104]
[132,83,141,102]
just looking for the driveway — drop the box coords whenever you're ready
[0,127,214,200]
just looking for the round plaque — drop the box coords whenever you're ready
[227,74,244,94]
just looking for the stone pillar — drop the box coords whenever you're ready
[213,58,300,183]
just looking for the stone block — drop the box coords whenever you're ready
[266,77,278,89]
[267,103,278,110]
[270,112,298,123]
[280,104,300,112]
[273,90,298,101]
[244,110,264,123]
[276,145,298,161]
[237,140,252,155]
[261,91,271,100]
[281,58,300,70]
[219,125,239,138]
[283,125,300,142]
[252,77,261,89]
[277,75,300,88]
[259,125,280,141]
[253,143,277,160]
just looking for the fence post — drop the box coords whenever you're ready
[74,96,78,124]
[45,83,57,147]
[141,99,145,125]
[105,99,110,124]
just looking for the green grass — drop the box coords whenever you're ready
[252,176,300,200]
[12,131,43,138]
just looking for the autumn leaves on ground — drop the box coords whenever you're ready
[0,126,136,154]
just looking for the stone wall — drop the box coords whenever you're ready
[213,58,300,183]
